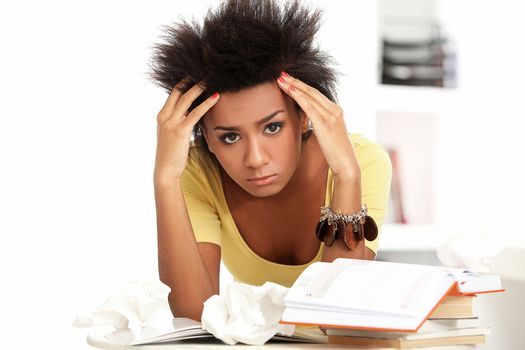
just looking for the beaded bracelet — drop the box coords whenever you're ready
[315,204,378,249]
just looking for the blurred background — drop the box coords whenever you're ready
[0,0,523,349]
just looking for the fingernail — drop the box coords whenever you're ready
[212,92,219,99]
[281,71,289,77]
[289,85,296,92]
[278,76,285,84]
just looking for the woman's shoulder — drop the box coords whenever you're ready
[187,141,217,171]
[182,142,221,196]
[348,133,392,179]
[350,133,389,159]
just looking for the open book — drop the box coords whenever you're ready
[87,317,327,349]
[280,258,503,332]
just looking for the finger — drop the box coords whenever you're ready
[179,92,221,130]
[279,72,338,113]
[159,77,191,119]
[277,78,327,128]
[277,75,327,125]
[170,81,207,121]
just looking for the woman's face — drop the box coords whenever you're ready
[203,82,306,198]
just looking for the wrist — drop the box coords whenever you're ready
[154,172,182,188]
[331,154,361,180]
[331,168,362,214]
[333,170,361,185]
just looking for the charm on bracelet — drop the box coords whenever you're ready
[315,205,378,250]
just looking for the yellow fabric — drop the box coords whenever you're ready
[181,134,392,288]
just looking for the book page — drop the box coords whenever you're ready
[105,317,209,345]
[287,259,455,317]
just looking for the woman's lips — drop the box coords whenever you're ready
[248,174,277,186]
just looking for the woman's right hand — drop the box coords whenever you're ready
[153,80,220,184]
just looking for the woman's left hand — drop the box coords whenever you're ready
[276,71,360,179]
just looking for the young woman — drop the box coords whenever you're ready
[150,0,392,321]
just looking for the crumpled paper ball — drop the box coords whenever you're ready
[71,280,172,330]
[201,281,294,345]
[437,226,504,273]
[73,279,295,345]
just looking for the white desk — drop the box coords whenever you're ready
[88,335,340,350]
[86,331,476,350]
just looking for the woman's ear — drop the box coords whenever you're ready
[300,111,310,133]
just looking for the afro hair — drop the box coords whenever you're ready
[149,0,339,146]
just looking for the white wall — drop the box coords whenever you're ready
[0,1,523,349]
[433,0,525,245]
[0,2,211,349]
[0,1,376,349]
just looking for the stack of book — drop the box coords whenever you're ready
[280,258,504,349]
[324,295,489,349]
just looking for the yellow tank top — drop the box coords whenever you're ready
[181,133,392,287]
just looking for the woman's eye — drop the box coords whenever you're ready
[264,123,282,135]
[222,133,240,144]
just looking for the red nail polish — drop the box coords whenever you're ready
[212,92,219,99]
[289,85,296,92]
[278,76,285,83]
[281,71,289,77]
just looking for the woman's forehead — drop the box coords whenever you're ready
[206,82,291,125]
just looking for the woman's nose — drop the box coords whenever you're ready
[244,138,269,169]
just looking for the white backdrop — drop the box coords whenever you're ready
[0,1,523,349]
[0,1,377,349]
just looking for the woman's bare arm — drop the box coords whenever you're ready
[153,81,221,321]
[154,178,220,321]
[275,72,377,261]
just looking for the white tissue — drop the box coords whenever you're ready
[72,280,172,330]
[437,226,504,273]
[73,280,294,346]
[201,281,295,345]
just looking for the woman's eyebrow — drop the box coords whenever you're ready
[213,110,285,131]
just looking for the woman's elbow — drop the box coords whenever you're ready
[167,291,204,322]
